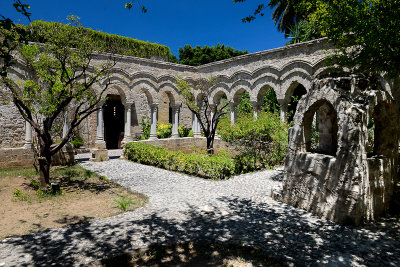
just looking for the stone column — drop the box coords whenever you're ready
[171,105,180,138]
[251,101,258,119]
[230,102,237,124]
[193,112,201,137]
[95,104,106,147]
[149,103,158,140]
[91,102,108,162]
[278,99,289,122]
[24,120,33,149]
[122,102,133,144]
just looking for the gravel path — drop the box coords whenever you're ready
[0,150,399,266]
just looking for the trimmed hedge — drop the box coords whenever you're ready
[124,142,235,179]
[27,21,173,60]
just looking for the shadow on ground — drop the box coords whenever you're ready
[2,190,399,266]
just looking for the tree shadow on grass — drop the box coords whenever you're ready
[2,196,400,266]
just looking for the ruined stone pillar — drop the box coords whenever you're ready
[149,103,158,140]
[24,120,33,149]
[122,102,133,144]
[278,99,289,122]
[171,105,180,138]
[230,102,237,124]
[251,101,258,119]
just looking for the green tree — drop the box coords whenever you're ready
[175,76,229,154]
[178,44,248,66]
[0,16,114,188]
[292,0,400,79]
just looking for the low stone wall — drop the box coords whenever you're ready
[136,137,229,154]
[0,146,75,169]
[0,147,35,169]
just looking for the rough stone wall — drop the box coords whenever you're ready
[0,148,34,168]
[0,103,25,148]
[158,92,170,124]
[282,76,399,225]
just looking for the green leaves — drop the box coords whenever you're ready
[26,20,171,60]
[125,142,236,179]
[293,0,400,78]
[218,110,289,169]
[178,44,248,66]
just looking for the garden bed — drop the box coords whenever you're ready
[0,165,147,239]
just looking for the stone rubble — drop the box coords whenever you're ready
[0,150,398,266]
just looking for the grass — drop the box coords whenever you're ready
[0,165,148,239]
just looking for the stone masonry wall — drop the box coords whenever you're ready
[0,103,25,148]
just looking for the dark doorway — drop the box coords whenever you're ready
[104,95,124,149]
[288,84,307,122]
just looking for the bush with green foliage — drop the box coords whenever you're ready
[27,20,174,61]
[178,43,248,66]
[156,123,172,139]
[141,118,175,139]
[125,142,235,179]
[70,134,84,149]
[218,111,289,171]
[178,125,192,137]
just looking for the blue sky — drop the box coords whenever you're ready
[1,0,287,57]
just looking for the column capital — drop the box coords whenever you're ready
[150,103,159,109]
[98,99,106,106]
[123,101,133,108]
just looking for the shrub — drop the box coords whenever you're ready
[157,123,172,139]
[141,118,174,139]
[218,111,289,171]
[124,142,235,179]
[71,134,84,149]
[27,21,173,60]
[141,117,151,139]
[178,125,191,137]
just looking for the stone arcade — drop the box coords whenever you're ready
[0,39,398,224]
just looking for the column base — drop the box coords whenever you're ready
[23,143,33,149]
[171,134,179,139]
[149,136,158,140]
[94,141,106,149]
[90,148,109,162]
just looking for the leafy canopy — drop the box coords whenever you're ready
[178,44,248,66]
[292,0,400,78]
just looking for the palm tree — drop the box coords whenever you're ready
[268,0,303,36]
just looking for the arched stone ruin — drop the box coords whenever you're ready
[282,75,399,225]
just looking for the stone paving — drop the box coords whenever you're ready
[0,150,399,266]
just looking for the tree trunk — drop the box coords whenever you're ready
[207,136,214,155]
[38,156,51,189]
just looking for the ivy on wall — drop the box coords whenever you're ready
[26,21,173,60]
